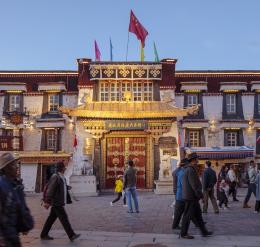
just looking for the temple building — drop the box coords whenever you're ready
[0,58,259,194]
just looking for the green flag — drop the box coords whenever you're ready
[153,42,159,62]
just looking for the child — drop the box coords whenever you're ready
[255,167,260,213]
[110,175,126,206]
[218,179,229,209]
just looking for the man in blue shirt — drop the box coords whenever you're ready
[172,158,188,230]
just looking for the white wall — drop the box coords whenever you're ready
[24,95,43,116]
[23,128,42,151]
[63,94,78,108]
[242,94,254,119]
[203,95,223,121]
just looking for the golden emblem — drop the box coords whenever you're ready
[10,113,23,125]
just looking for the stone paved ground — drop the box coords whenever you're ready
[20,188,260,246]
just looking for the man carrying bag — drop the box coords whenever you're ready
[41,162,80,242]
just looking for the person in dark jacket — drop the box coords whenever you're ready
[124,160,139,213]
[41,162,80,242]
[172,158,189,230]
[202,161,219,214]
[180,153,213,239]
[0,152,33,247]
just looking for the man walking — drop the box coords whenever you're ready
[243,160,256,208]
[227,165,239,201]
[41,162,80,241]
[0,152,34,247]
[180,153,212,239]
[172,158,188,230]
[124,160,139,213]
[202,161,219,214]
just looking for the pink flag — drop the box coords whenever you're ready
[94,40,101,61]
[257,136,260,144]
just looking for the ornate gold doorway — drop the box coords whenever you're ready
[104,132,149,189]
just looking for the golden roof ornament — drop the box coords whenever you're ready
[123,91,132,102]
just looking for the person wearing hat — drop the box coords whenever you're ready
[40,161,80,242]
[172,158,189,230]
[110,174,127,206]
[180,153,213,239]
[0,152,33,247]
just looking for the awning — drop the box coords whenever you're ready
[60,101,200,119]
[220,82,247,91]
[251,81,260,91]
[16,151,71,164]
[185,146,254,159]
[180,81,208,92]
[0,82,27,92]
[38,82,66,91]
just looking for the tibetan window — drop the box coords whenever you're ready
[143,82,153,101]
[226,94,236,114]
[48,94,59,112]
[9,94,22,112]
[187,94,198,107]
[46,129,57,151]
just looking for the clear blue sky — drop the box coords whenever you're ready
[1,0,260,70]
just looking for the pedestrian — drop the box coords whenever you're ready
[227,165,239,202]
[172,158,189,230]
[255,166,260,213]
[124,160,139,213]
[243,161,256,208]
[216,165,228,201]
[110,175,127,207]
[0,152,34,247]
[180,153,213,239]
[218,179,229,209]
[202,161,219,214]
[41,161,80,242]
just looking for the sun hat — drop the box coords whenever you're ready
[187,152,199,162]
[0,152,19,170]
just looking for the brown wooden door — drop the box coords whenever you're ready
[106,136,146,189]
[106,137,125,188]
[128,137,146,188]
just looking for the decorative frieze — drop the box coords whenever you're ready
[89,64,162,81]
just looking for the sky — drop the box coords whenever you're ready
[0,0,260,71]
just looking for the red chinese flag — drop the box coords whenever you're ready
[73,135,78,148]
[129,10,148,47]
[257,136,260,144]
[94,40,101,61]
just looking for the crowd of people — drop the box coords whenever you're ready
[172,154,260,239]
[1,150,260,245]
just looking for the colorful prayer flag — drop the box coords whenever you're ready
[128,10,148,47]
[153,42,159,62]
[73,135,78,148]
[110,38,113,61]
[94,40,101,61]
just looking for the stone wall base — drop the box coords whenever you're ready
[70,175,98,196]
[154,180,173,195]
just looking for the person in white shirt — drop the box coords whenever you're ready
[227,165,239,202]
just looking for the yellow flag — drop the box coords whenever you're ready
[140,42,144,62]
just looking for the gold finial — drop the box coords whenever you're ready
[123,91,132,102]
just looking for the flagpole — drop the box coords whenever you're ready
[126,31,130,61]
